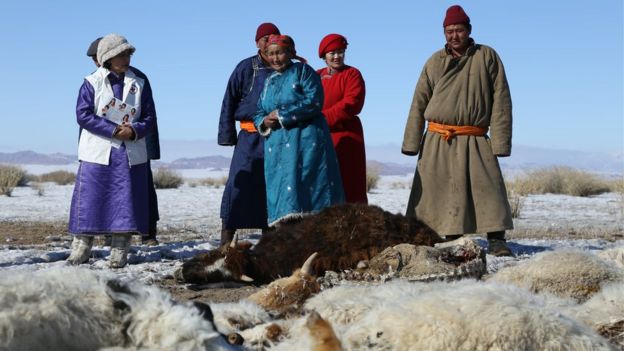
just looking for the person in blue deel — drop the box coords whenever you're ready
[254,34,345,226]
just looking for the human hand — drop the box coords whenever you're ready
[263,111,280,129]
[114,125,135,140]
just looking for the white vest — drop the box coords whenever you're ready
[78,67,148,166]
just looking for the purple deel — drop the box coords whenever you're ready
[68,72,156,235]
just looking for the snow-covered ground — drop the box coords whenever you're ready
[0,173,622,285]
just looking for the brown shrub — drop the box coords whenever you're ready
[153,168,183,189]
[366,167,380,193]
[506,167,611,197]
[607,177,624,194]
[0,165,27,196]
[31,182,45,196]
[507,191,524,219]
[189,176,228,188]
[37,170,76,185]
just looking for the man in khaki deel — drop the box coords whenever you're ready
[402,4,514,256]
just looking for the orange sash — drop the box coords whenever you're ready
[239,120,257,133]
[427,121,488,141]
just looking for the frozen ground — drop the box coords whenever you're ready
[0,173,622,286]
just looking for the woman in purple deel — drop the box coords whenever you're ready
[67,33,156,268]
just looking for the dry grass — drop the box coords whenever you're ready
[0,165,28,196]
[607,177,624,194]
[390,178,412,189]
[506,167,613,197]
[31,182,45,196]
[153,168,183,189]
[505,227,624,241]
[188,176,228,188]
[36,170,76,185]
[508,193,524,219]
[366,167,380,193]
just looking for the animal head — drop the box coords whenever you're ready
[178,234,256,284]
[105,279,243,348]
[247,253,320,313]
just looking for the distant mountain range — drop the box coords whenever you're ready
[152,156,231,170]
[1,143,622,176]
[0,151,75,165]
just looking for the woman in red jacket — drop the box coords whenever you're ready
[317,33,368,203]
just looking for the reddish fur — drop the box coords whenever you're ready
[265,324,283,341]
[247,269,320,313]
[180,203,443,284]
[306,311,342,351]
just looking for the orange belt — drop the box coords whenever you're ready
[427,121,488,141]
[239,120,257,133]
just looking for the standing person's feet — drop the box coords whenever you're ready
[67,236,94,265]
[488,239,514,257]
[110,233,132,268]
[141,234,159,246]
[486,231,514,257]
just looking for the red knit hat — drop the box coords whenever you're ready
[255,22,280,42]
[318,34,348,58]
[443,5,470,27]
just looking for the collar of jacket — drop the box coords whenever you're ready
[442,38,477,58]
[254,52,272,70]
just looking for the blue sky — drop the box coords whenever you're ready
[0,0,622,158]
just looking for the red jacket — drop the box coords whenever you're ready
[318,65,368,203]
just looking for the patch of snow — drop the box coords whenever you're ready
[0,175,622,285]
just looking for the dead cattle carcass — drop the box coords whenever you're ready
[177,203,444,284]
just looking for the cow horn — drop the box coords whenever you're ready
[240,274,254,282]
[301,252,318,275]
[229,233,238,248]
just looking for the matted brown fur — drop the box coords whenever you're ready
[180,203,443,284]
[247,269,320,313]
[596,319,624,347]
[306,311,343,351]
[265,323,284,342]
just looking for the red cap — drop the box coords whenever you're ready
[443,5,470,27]
[255,23,280,42]
[318,34,348,58]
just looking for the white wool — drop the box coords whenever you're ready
[567,282,624,327]
[265,280,611,350]
[0,267,238,351]
[489,249,624,302]
[598,247,624,270]
[210,300,274,334]
[239,319,297,349]
[304,280,444,325]
[338,281,611,350]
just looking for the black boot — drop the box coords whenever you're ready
[142,223,159,246]
[487,231,513,257]
[220,228,235,247]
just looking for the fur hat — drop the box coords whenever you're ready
[443,5,470,27]
[318,34,348,58]
[97,33,135,65]
[255,23,280,42]
[86,37,102,57]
